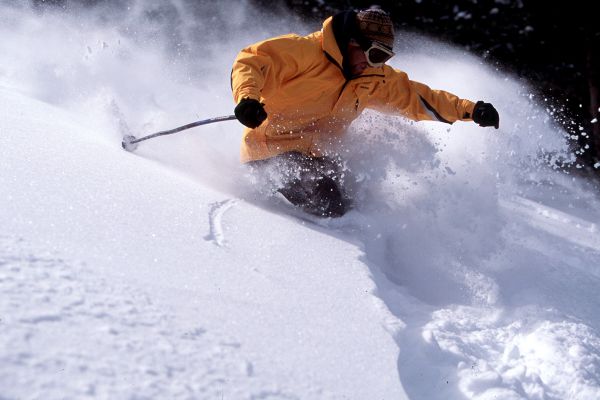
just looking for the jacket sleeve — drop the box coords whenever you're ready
[231,35,317,104]
[367,67,476,124]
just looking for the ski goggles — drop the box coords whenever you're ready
[362,41,395,67]
[350,38,395,67]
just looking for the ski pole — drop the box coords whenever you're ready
[121,114,237,152]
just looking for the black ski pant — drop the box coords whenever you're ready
[247,151,351,217]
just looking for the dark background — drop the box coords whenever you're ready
[251,0,600,175]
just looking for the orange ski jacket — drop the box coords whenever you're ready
[231,16,476,163]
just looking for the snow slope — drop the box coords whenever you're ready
[0,87,405,398]
[2,2,600,399]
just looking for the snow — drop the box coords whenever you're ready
[2,2,600,399]
[0,87,404,399]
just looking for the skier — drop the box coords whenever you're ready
[231,8,499,217]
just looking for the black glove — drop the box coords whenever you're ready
[234,98,267,129]
[472,101,499,129]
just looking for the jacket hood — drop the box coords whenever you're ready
[332,11,358,57]
[322,11,360,78]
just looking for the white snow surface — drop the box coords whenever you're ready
[1,2,600,399]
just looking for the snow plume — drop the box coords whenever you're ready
[0,1,575,190]
[0,0,305,189]
[339,36,577,300]
[2,1,600,399]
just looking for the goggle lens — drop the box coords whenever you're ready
[366,47,393,64]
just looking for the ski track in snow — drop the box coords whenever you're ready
[502,196,600,252]
[204,199,237,247]
[0,235,308,399]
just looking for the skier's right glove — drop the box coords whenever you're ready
[472,101,499,129]
[234,98,267,129]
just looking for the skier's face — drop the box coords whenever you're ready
[347,40,369,76]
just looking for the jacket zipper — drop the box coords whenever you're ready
[323,50,384,104]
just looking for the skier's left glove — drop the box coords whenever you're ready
[472,101,499,129]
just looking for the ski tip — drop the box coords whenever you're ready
[121,135,138,152]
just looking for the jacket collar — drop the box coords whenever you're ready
[321,16,344,69]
